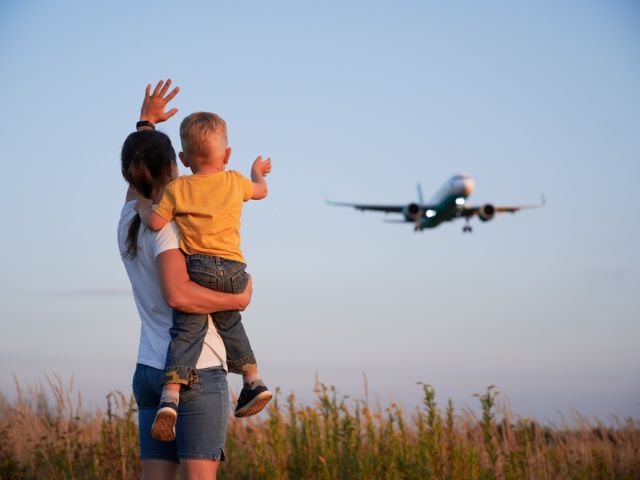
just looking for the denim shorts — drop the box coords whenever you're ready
[132,363,229,462]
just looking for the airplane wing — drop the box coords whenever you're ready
[326,200,405,214]
[462,197,546,217]
[326,183,439,216]
[326,199,441,214]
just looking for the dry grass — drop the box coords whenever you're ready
[0,375,138,479]
[0,377,638,479]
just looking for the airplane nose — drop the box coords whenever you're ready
[464,178,475,195]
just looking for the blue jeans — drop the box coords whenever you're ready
[133,363,229,461]
[164,254,256,385]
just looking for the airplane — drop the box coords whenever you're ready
[327,174,544,233]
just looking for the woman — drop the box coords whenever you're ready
[118,79,246,479]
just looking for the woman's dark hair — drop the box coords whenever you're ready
[121,130,176,258]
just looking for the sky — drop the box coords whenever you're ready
[0,0,638,421]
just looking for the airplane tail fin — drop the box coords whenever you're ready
[417,183,424,205]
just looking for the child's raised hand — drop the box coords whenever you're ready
[139,79,180,125]
[251,156,272,178]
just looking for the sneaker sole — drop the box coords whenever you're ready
[234,390,273,418]
[151,407,177,442]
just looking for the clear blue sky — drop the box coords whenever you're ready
[1,0,638,420]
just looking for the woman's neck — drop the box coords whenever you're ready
[126,185,138,202]
[151,186,165,204]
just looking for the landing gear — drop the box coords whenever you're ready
[462,219,472,233]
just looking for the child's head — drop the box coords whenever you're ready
[179,112,230,170]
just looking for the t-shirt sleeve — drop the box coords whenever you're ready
[231,171,254,202]
[153,182,178,221]
[152,221,180,258]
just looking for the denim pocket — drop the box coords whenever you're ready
[189,269,217,290]
[188,257,218,290]
[221,259,246,275]
[229,270,248,294]
[177,368,202,402]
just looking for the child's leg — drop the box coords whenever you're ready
[151,382,180,442]
[152,261,214,442]
[213,308,271,417]
[212,310,256,376]
[213,259,258,378]
[213,258,272,417]
[164,310,211,385]
[153,311,210,441]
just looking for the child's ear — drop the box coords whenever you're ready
[179,151,189,168]
[223,147,232,165]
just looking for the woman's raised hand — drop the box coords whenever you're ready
[139,79,180,125]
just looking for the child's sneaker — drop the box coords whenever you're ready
[234,381,273,417]
[151,402,178,441]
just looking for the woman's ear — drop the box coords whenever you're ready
[166,162,179,182]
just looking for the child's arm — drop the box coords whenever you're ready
[135,196,170,231]
[251,155,272,200]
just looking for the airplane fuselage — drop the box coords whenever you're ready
[410,174,475,229]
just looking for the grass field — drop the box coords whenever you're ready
[0,376,638,479]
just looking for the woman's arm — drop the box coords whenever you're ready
[156,249,252,314]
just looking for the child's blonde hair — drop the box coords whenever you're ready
[180,112,228,156]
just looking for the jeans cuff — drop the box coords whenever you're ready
[227,353,257,375]
[163,366,198,387]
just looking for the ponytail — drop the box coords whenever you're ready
[124,214,142,259]
[128,150,154,199]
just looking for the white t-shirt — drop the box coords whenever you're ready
[117,200,227,371]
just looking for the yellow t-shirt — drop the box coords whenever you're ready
[153,170,254,262]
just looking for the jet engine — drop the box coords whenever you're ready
[403,203,424,221]
[478,204,495,222]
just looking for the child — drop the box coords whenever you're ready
[136,111,272,441]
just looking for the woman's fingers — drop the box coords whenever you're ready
[163,107,179,121]
[141,79,180,123]
[152,80,164,97]
[159,78,172,97]
[165,86,180,103]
